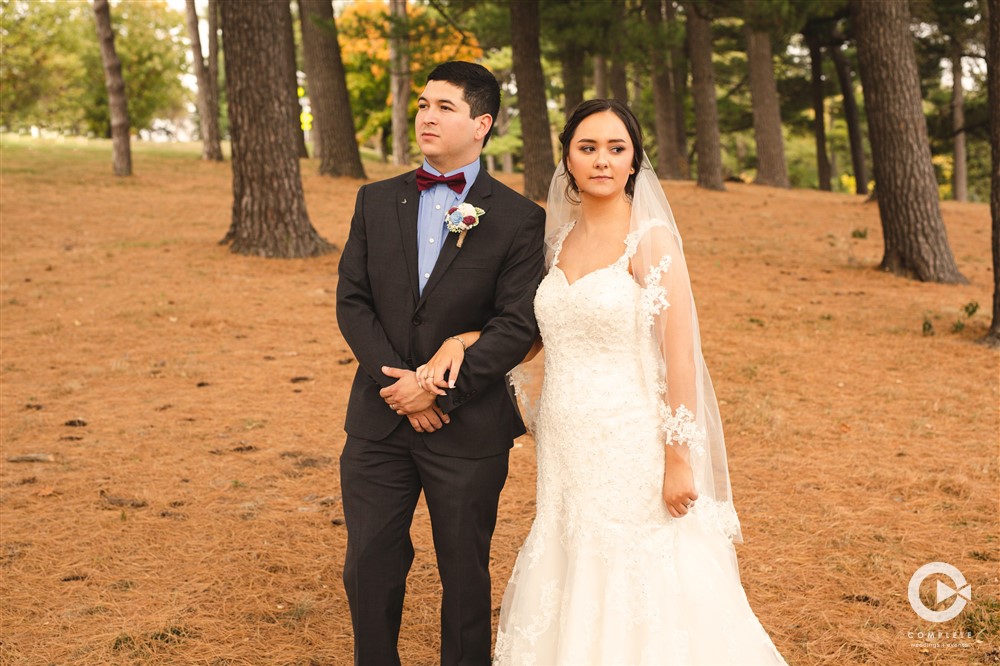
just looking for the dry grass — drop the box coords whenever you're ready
[1,136,997,665]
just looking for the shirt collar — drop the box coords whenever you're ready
[420,158,481,198]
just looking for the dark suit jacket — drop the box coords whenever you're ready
[336,168,545,458]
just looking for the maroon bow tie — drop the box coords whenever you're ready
[415,167,466,193]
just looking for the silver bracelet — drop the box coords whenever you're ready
[446,335,467,351]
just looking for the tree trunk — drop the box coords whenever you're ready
[593,53,608,98]
[745,25,788,187]
[218,0,332,258]
[510,0,554,201]
[561,42,584,117]
[184,0,223,161]
[92,0,131,177]
[645,0,681,178]
[851,0,966,283]
[279,0,308,159]
[389,0,410,166]
[207,0,223,157]
[684,3,724,191]
[986,0,1000,344]
[610,60,629,102]
[608,0,628,102]
[951,43,967,202]
[804,29,831,191]
[668,0,689,178]
[831,43,866,194]
[299,0,366,178]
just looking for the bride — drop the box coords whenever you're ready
[417,99,785,664]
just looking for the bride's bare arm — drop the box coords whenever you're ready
[521,336,543,363]
[416,331,482,396]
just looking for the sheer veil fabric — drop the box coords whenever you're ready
[510,155,742,542]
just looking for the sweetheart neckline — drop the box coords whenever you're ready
[551,264,637,289]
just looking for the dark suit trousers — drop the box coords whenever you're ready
[340,419,509,666]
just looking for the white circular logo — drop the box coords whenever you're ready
[908,562,971,623]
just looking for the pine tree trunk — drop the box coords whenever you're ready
[851,0,966,283]
[668,0,689,178]
[804,29,831,191]
[593,54,608,98]
[561,43,584,117]
[745,25,788,188]
[951,43,967,202]
[645,0,681,178]
[684,3,724,191]
[218,0,332,258]
[279,0,308,159]
[510,0,554,201]
[92,0,131,177]
[985,0,1000,344]
[207,0,223,158]
[389,0,410,166]
[831,43,866,194]
[609,0,628,102]
[300,0,365,179]
[185,0,222,161]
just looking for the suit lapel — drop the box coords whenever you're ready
[415,170,494,312]
[396,173,421,305]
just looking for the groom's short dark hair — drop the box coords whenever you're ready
[427,61,501,147]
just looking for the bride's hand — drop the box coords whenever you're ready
[662,445,698,518]
[416,332,480,396]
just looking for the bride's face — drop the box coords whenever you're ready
[566,111,635,201]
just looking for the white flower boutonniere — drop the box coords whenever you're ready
[445,203,485,248]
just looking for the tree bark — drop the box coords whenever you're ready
[389,0,410,166]
[299,0,365,178]
[593,53,609,98]
[510,0,554,201]
[951,43,967,202]
[668,0,689,178]
[830,43,866,194]
[986,0,1000,344]
[218,0,332,258]
[207,0,223,155]
[684,2,724,191]
[609,0,629,102]
[185,0,223,161]
[745,25,788,187]
[804,28,831,191]
[851,0,966,283]
[277,0,308,159]
[92,0,131,177]
[560,42,584,117]
[645,0,681,178]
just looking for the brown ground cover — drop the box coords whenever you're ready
[1,137,997,665]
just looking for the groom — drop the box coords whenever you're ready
[336,61,545,665]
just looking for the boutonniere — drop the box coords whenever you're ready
[445,202,485,248]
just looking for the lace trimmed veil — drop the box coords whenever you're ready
[510,154,742,542]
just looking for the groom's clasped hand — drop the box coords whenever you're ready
[379,331,469,432]
[377,366,450,432]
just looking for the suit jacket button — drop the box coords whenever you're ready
[412,316,422,326]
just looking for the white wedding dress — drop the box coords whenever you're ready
[495,225,786,665]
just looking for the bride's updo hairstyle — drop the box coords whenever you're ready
[558,99,644,202]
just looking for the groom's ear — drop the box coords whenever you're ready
[473,113,493,143]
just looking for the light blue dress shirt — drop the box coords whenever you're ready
[416,158,481,294]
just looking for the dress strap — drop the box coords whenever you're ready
[616,218,674,270]
[549,220,576,268]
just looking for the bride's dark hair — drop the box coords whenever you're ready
[558,99,644,202]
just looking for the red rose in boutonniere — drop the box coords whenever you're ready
[445,202,485,248]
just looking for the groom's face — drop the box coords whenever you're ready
[416,80,492,174]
